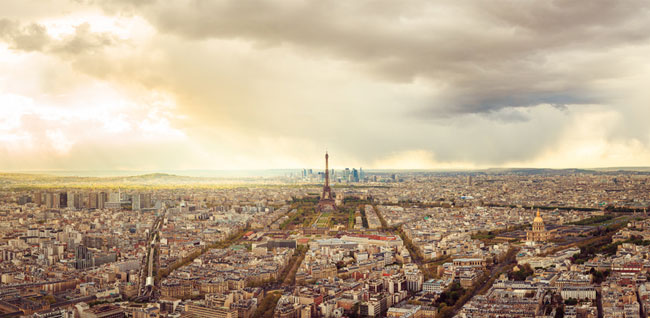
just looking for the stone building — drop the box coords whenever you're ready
[526,209,554,243]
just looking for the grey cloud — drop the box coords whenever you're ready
[62,0,642,165]
[4,0,647,169]
[0,19,117,55]
[96,0,650,116]
[0,19,51,51]
[53,23,116,55]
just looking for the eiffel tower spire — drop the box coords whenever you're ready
[319,151,335,211]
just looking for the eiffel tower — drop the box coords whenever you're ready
[318,151,336,211]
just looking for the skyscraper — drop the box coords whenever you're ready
[67,192,76,209]
[53,193,60,209]
[33,192,42,206]
[132,194,141,211]
[97,192,106,209]
[45,193,54,208]
[59,192,67,208]
[75,245,93,269]
[109,191,120,203]
[89,192,98,209]
[144,193,152,208]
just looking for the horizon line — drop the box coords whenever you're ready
[2,166,650,177]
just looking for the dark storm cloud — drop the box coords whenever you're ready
[96,0,650,115]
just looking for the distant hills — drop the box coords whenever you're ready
[482,167,650,175]
[362,167,650,175]
[5,169,299,178]
[0,172,257,189]
[592,167,650,172]
[1,167,649,189]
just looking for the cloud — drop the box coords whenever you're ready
[52,23,116,55]
[95,0,650,115]
[0,19,117,55]
[1,0,650,170]
[0,19,51,51]
[0,98,190,170]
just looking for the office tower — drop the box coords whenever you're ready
[33,192,43,206]
[75,245,93,270]
[105,191,123,210]
[74,193,81,209]
[98,192,107,209]
[45,193,54,208]
[109,191,120,203]
[352,168,359,182]
[143,193,152,209]
[18,195,31,205]
[53,193,60,209]
[132,194,141,211]
[59,192,67,208]
[89,192,98,209]
[67,192,76,209]
[80,193,88,209]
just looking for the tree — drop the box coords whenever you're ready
[252,292,282,318]
[591,268,610,284]
[564,298,578,305]
[349,303,360,318]
[508,263,534,281]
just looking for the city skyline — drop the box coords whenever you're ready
[4,2,650,317]
[2,1,650,171]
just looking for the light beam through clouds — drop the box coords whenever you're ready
[2,0,650,171]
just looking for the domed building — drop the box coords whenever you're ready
[526,209,553,243]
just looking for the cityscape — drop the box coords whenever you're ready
[3,1,650,318]
[2,153,650,318]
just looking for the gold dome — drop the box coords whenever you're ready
[533,209,543,223]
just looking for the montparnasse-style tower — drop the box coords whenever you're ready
[318,151,336,211]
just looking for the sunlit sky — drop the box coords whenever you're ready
[2,0,650,171]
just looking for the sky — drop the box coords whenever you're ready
[1,0,650,171]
